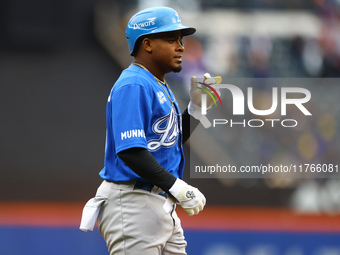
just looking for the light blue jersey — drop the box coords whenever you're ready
[99,64,184,182]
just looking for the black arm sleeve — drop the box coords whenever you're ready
[117,147,177,192]
[182,108,200,144]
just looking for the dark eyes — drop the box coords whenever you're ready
[168,39,184,46]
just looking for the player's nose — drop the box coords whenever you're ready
[176,39,184,52]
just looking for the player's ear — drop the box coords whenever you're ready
[142,38,153,54]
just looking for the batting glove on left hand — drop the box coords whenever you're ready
[169,178,206,216]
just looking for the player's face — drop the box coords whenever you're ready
[149,31,184,74]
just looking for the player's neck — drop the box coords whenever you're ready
[133,58,166,82]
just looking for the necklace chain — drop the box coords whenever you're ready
[133,63,180,116]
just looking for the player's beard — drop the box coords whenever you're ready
[171,65,182,73]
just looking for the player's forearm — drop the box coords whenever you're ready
[182,108,200,144]
[117,147,177,192]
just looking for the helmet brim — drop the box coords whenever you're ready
[150,24,196,37]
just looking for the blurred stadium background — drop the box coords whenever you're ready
[1,0,340,254]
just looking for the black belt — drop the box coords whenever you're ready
[134,179,168,198]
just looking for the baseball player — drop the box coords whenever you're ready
[80,6,220,255]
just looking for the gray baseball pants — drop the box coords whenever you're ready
[96,180,187,255]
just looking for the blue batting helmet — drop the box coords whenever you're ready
[125,7,196,56]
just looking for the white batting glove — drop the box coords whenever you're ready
[188,73,222,128]
[169,178,206,216]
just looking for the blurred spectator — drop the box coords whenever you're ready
[246,35,272,78]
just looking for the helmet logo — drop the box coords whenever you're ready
[175,12,181,23]
[134,17,156,30]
